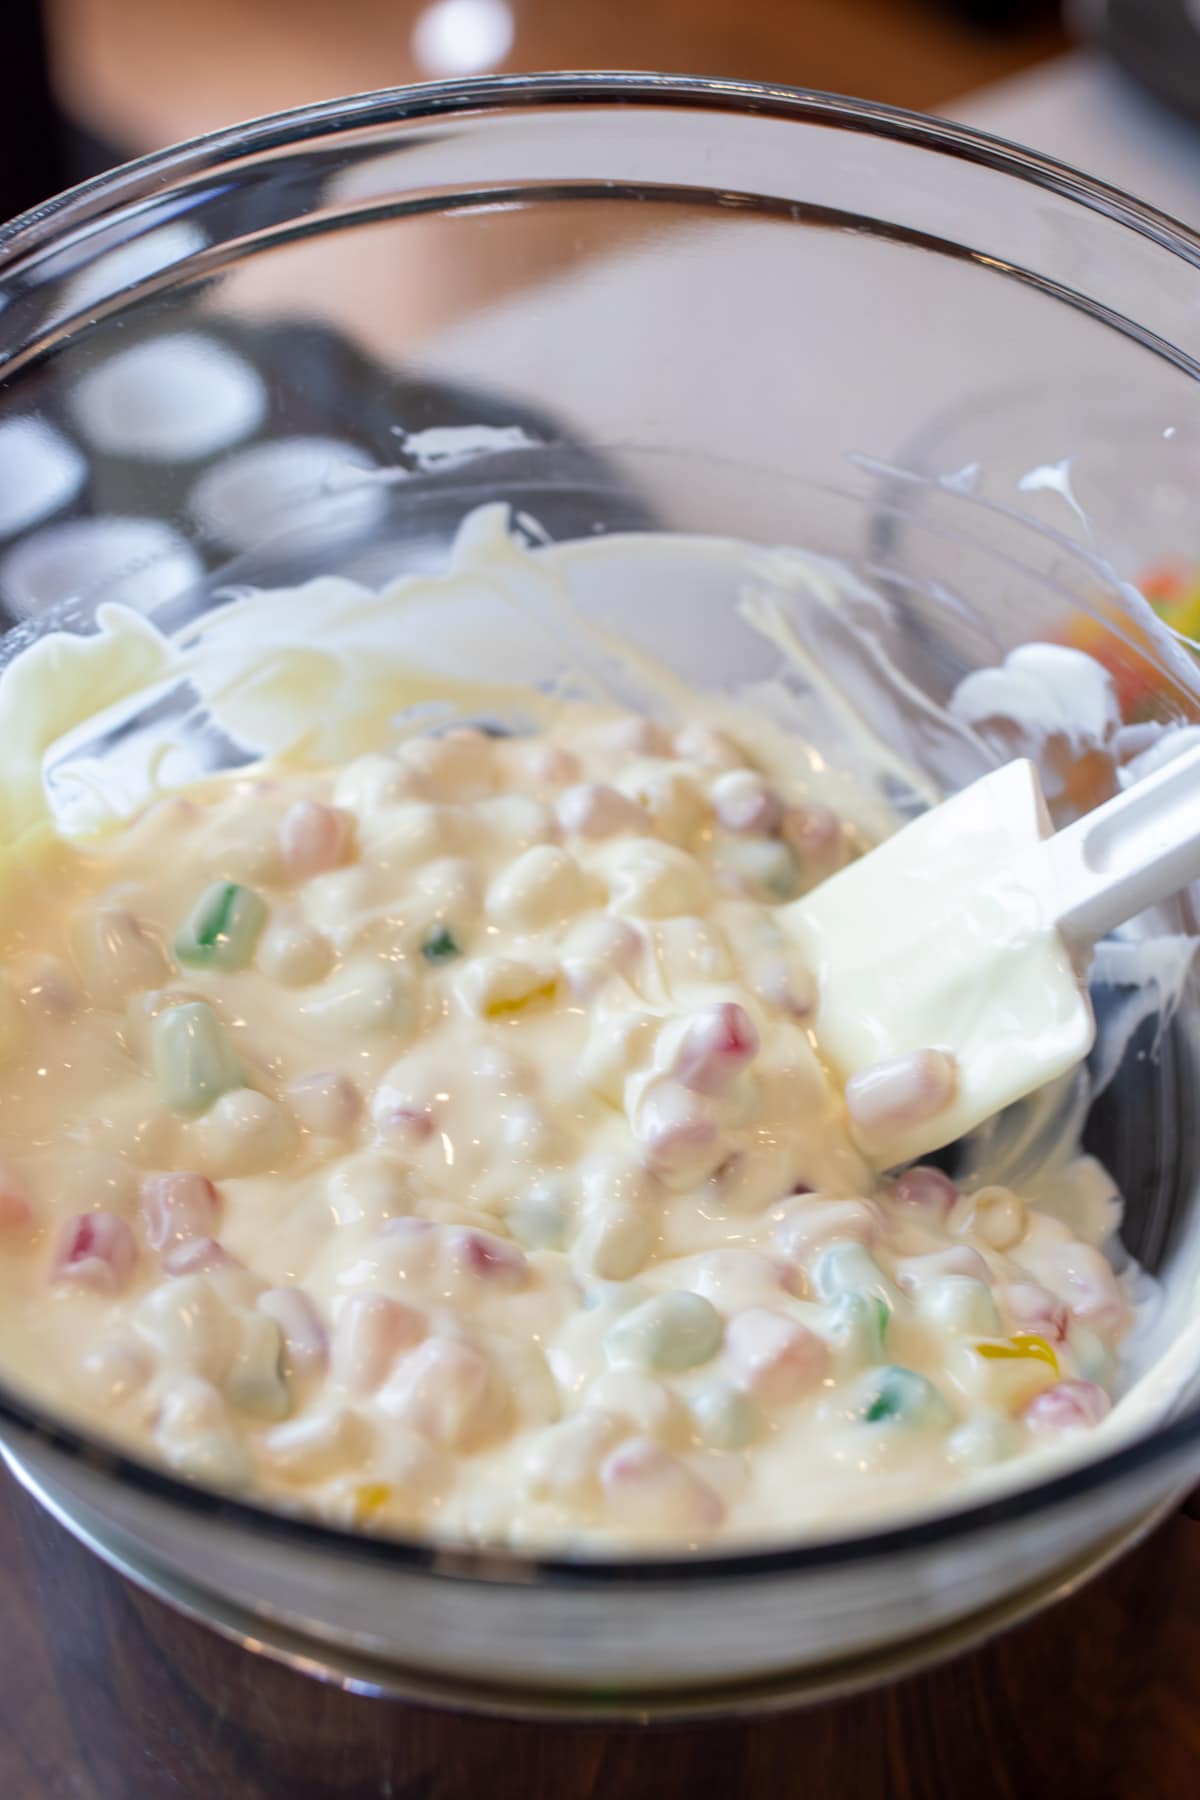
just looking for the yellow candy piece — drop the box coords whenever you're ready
[351,1482,392,1521]
[484,979,560,1018]
[975,1333,1059,1373]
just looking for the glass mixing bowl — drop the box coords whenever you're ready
[1,74,1200,1714]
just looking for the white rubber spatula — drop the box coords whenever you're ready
[784,746,1200,1169]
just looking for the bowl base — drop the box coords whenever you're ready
[4,1445,1177,1722]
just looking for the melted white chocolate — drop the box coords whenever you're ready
[0,533,1136,1548]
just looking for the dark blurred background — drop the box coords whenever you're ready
[6,0,1074,224]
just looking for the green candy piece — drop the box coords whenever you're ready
[605,1290,723,1373]
[507,1183,569,1251]
[225,1314,289,1421]
[859,1366,951,1429]
[152,1001,242,1116]
[691,1383,758,1451]
[421,925,462,963]
[829,1292,888,1367]
[814,1243,902,1315]
[175,882,267,972]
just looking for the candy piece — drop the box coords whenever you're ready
[287,1071,362,1137]
[845,1050,957,1151]
[0,1165,32,1232]
[263,1406,367,1481]
[52,1211,137,1293]
[448,1228,529,1290]
[85,907,170,1006]
[917,1275,1001,1337]
[691,1383,759,1450]
[600,1437,725,1533]
[189,1087,297,1177]
[258,1286,328,1375]
[162,1236,238,1277]
[586,1370,689,1445]
[725,1307,828,1403]
[946,1410,1017,1468]
[486,845,592,930]
[134,1274,236,1380]
[151,1001,241,1116]
[279,801,353,879]
[1041,1241,1128,1338]
[556,783,646,839]
[711,769,783,835]
[897,1246,991,1293]
[457,955,560,1019]
[975,1333,1059,1372]
[635,1081,722,1184]
[174,881,267,972]
[964,1184,1027,1251]
[571,1199,657,1282]
[859,1366,952,1428]
[524,1411,620,1501]
[226,1313,290,1420]
[772,1197,883,1268]
[507,1181,570,1251]
[827,1291,888,1366]
[421,924,462,963]
[891,1165,958,1215]
[714,834,799,901]
[140,1171,220,1252]
[620,765,708,844]
[669,1003,759,1097]
[999,1280,1069,1344]
[605,1290,722,1373]
[1023,1379,1111,1434]
[813,1242,901,1314]
[332,1292,425,1394]
[256,916,333,986]
[303,961,415,1034]
[377,1336,495,1450]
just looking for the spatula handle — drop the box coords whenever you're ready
[1040,740,1200,952]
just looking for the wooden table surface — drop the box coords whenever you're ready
[3,1470,1199,1800]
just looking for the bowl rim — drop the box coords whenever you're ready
[1,69,1199,1580]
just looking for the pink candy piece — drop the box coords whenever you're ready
[279,800,353,879]
[162,1236,238,1276]
[289,1071,363,1138]
[897,1246,990,1293]
[1000,1280,1070,1344]
[845,1049,958,1146]
[724,1307,829,1404]
[711,771,784,836]
[381,1335,493,1448]
[376,1103,435,1145]
[600,717,671,758]
[332,1291,426,1395]
[555,783,646,840]
[600,1437,725,1532]
[781,803,841,861]
[0,1165,32,1231]
[1023,1380,1111,1435]
[772,1197,883,1267]
[672,1003,760,1097]
[673,724,747,771]
[890,1165,958,1216]
[141,1171,219,1252]
[53,1211,137,1293]
[636,1082,720,1179]
[449,1228,529,1290]
[258,1286,328,1374]
[1042,1242,1127,1337]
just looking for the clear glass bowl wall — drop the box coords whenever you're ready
[0,76,1199,1702]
